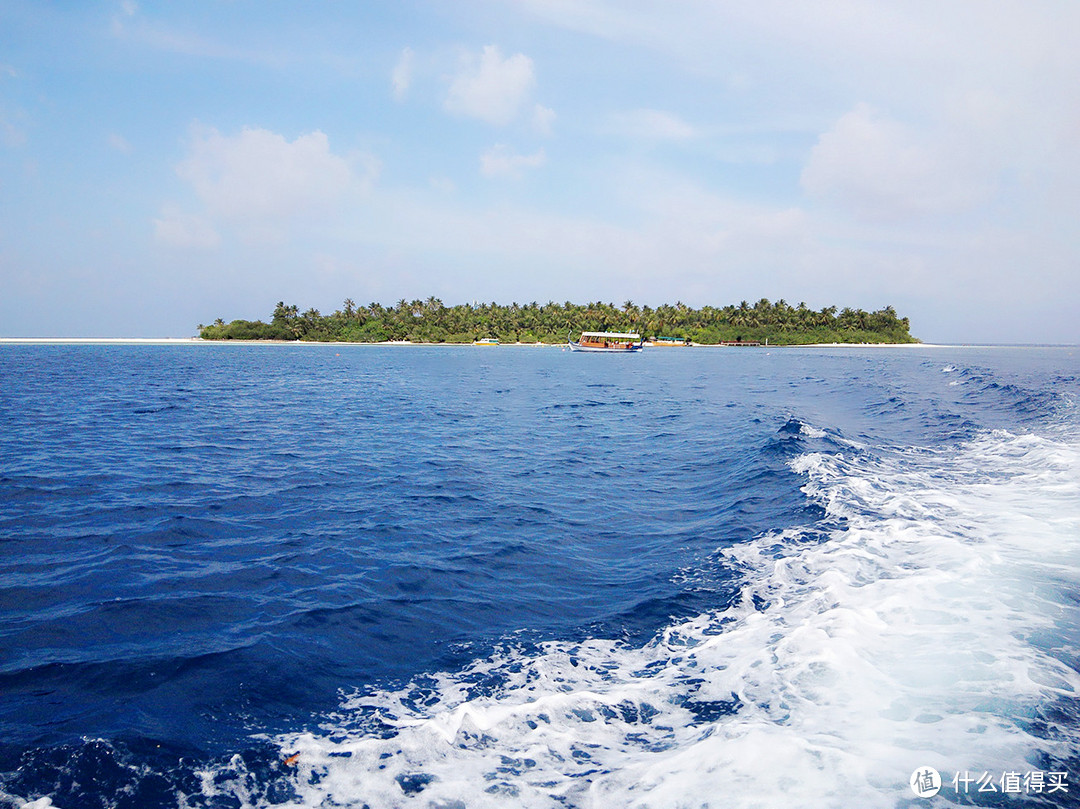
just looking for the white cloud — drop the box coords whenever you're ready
[800,104,991,220]
[176,125,359,222]
[608,108,699,141]
[160,125,378,246]
[445,45,536,125]
[533,103,556,136]
[392,47,414,101]
[365,163,813,284]
[480,144,546,178]
[153,206,220,249]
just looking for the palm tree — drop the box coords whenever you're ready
[199,296,912,345]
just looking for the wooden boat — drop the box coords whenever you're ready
[568,331,643,352]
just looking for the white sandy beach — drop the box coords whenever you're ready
[0,337,966,348]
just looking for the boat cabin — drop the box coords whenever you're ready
[569,331,644,352]
[580,331,640,347]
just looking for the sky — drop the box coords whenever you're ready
[2,1,1079,343]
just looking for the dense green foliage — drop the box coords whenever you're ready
[199,298,917,345]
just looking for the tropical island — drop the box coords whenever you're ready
[198,298,917,345]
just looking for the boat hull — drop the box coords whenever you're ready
[567,340,643,352]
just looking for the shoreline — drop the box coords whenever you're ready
[0,337,1043,349]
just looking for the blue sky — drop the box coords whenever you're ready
[2,1,1078,342]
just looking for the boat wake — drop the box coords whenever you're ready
[240,421,1080,808]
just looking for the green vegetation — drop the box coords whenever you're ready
[198,298,917,345]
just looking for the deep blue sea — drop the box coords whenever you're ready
[2,343,1080,808]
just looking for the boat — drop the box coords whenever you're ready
[567,331,644,352]
[649,335,691,346]
[473,337,500,346]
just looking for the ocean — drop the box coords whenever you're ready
[1,343,1078,808]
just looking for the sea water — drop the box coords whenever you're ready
[1,343,1078,808]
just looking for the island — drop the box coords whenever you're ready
[198,298,917,345]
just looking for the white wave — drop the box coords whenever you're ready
[264,426,1080,809]
[798,420,863,450]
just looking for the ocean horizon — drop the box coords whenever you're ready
[5,337,1073,348]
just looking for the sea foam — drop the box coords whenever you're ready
[248,422,1080,808]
